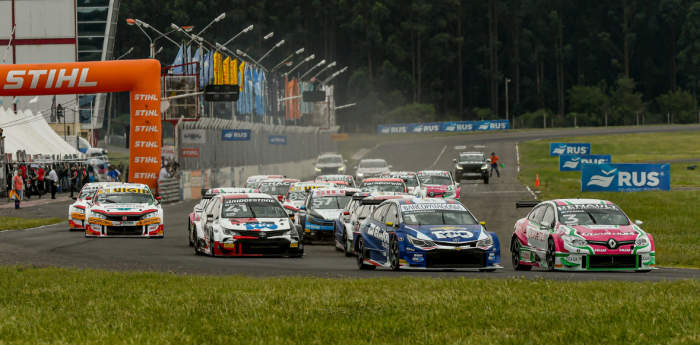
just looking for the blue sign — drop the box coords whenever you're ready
[476,119,510,131]
[222,129,251,141]
[581,163,670,192]
[378,124,410,134]
[559,154,612,172]
[409,123,442,133]
[549,143,591,156]
[441,121,476,132]
[269,135,287,145]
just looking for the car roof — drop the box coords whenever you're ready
[222,193,275,200]
[551,199,614,206]
[316,174,353,179]
[395,198,461,205]
[381,171,416,176]
[291,181,336,187]
[417,170,450,175]
[359,158,387,162]
[318,152,342,157]
[98,183,149,189]
[362,178,404,183]
[207,188,259,194]
[364,195,415,201]
[259,178,299,183]
[246,175,284,181]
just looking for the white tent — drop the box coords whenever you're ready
[0,107,82,159]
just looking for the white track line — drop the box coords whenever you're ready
[426,145,447,170]
[516,143,520,173]
[525,186,538,200]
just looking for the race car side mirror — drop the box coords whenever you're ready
[479,221,486,226]
[277,195,284,201]
[207,214,214,223]
[300,206,306,211]
[453,159,457,163]
[635,220,643,227]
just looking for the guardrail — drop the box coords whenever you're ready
[157,178,180,204]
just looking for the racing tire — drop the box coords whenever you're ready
[454,173,461,183]
[511,239,532,271]
[479,269,496,272]
[188,220,194,247]
[356,238,376,270]
[195,239,204,255]
[343,231,353,257]
[289,243,305,258]
[208,228,216,257]
[389,235,400,271]
[634,269,652,273]
[483,176,489,184]
[546,238,556,272]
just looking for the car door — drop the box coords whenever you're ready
[365,204,389,254]
[524,205,546,250]
[381,204,400,258]
[530,205,555,251]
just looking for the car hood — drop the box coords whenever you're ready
[91,204,157,213]
[357,167,389,173]
[403,224,486,242]
[316,163,343,168]
[282,200,304,210]
[310,209,343,220]
[424,185,456,192]
[221,217,292,231]
[563,224,640,241]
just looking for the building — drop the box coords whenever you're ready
[0,0,120,144]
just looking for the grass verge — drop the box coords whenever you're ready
[2,266,700,343]
[107,150,129,167]
[0,217,63,231]
[519,131,700,268]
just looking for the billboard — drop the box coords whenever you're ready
[377,120,508,134]
[181,148,200,158]
[222,129,251,141]
[581,163,670,192]
[441,121,476,132]
[559,154,611,172]
[476,120,510,131]
[182,129,206,144]
[268,135,287,145]
[549,143,591,156]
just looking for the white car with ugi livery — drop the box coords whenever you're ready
[85,184,164,238]
[69,182,122,231]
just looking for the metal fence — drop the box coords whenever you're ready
[178,118,339,171]
[157,178,180,204]
[105,135,126,147]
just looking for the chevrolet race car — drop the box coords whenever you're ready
[354,159,392,180]
[189,188,259,246]
[379,171,425,196]
[257,178,300,201]
[69,182,122,231]
[453,151,490,184]
[417,170,460,199]
[245,175,285,188]
[358,178,408,193]
[316,175,356,188]
[85,184,164,238]
[355,198,501,271]
[336,192,412,256]
[511,199,655,272]
[298,188,359,242]
[281,181,337,222]
[193,193,303,257]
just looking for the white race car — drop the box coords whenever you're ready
[244,175,285,188]
[281,181,337,223]
[85,184,164,238]
[417,170,461,199]
[193,193,304,257]
[298,188,360,243]
[379,171,426,196]
[68,182,122,231]
[188,187,260,246]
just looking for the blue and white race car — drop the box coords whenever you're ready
[355,198,501,271]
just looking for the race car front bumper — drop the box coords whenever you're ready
[400,248,501,270]
[548,252,656,271]
[85,218,164,238]
[212,237,302,257]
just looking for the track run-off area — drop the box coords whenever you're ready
[2,125,700,281]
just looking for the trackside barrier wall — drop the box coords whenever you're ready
[157,178,180,204]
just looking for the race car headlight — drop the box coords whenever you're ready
[356,172,364,177]
[481,164,488,170]
[222,228,239,236]
[635,236,649,247]
[91,213,106,220]
[141,212,159,220]
[338,166,345,171]
[315,168,322,172]
[456,165,463,170]
[73,208,85,214]
[407,235,435,248]
[562,234,588,247]
[285,228,298,236]
[477,233,494,248]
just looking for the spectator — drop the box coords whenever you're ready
[87,165,95,183]
[60,164,69,192]
[159,164,170,180]
[107,165,119,182]
[117,162,125,181]
[11,170,23,209]
[124,165,129,183]
[69,166,78,198]
[489,152,500,178]
[48,165,58,199]
[37,166,46,194]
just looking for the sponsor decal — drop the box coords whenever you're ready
[71,212,86,220]
[521,250,531,261]
[400,204,466,212]
[441,121,476,132]
[268,135,287,145]
[367,224,390,246]
[181,148,200,158]
[581,163,670,192]
[4,68,98,89]
[225,198,276,204]
[549,143,591,156]
[244,223,279,230]
[134,94,158,101]
[488,252,496,261]
[135,126,158,132]
[559,154,612,172]
[133,156,158,163]
[565,255,582,263]
[412,254,424,262]
[476,119,509,131]
[161,146,175,158]
[182,129,206,144]
[433,230,474,239]
[222,129,252,141]
[137,217,161,226]
[99,188,150,194]
[134,173,157,179]
[135,141,158,148]
[134,110,158,117]
[526,228,547,242]
[88,218,112,226]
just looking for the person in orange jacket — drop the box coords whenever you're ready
[490,152,500,178]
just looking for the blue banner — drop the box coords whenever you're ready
[559,154,612,172]
[222,129,251,141]
[581,163,670,192]
[476,120,510,131]
[441,121,476,132]
[378,124,411,134]
[549,143,591,156]
[269,135,287,145]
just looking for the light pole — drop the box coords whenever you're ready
[505,78,511,127]
[310,61,336,82]
[116,47,134,60]
[214,25,254,54]
[189,13,226,45]
[153,46,163,57]
[284,54,315,77]
[271,48,304,72]
[126,18,180,58]
[257,40,285,64]
[300,60,326,80]
[320,67,348,87]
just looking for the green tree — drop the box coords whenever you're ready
[656,89,697,124]
[567,83,609,126]
[610,76,645,125]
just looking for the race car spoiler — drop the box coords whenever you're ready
[516,200,540,209]
[361,199,386,205]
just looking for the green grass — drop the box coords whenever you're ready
[0,217,63,231]
[2,266,700,344]
[519,132,700,268]
[107,150,129,167]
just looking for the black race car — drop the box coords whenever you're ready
[453,151,490,184]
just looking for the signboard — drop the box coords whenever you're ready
[549,143,591,156]
[182,129,206,144]
[441,121,476,132]
[204,84,239,102]
[181,148,200,158]
[222,129,251,141]
[331,133,349,141]
[581,163,670,192]
[378,120,509,134]
[303,91,326,102]
[268,135,287,145]
[378,124,411,134]
[161,146,175,158]
[476,120,510,131]
[559,154,611,172]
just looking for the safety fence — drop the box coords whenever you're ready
[377,120,510,134]
[157,178,180,204]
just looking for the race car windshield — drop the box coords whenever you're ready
[286,191,307,201]
[418,175,453,185]
[79,189,98,199]
[222,201,287,218]
[557,206,629,226]
[258,183,291,196]
[318,156,343,164]
[95,193,153,204]
[360,161,387,168]
[245,181,262,189]
[360,183,405,193]
[460,154,484,162]
[310,196,351,210]
[403,210,477,225]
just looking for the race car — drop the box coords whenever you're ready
[416,170,461,199]
[355,198,501,271]
[257,178,300,201]
[281,181,337,222]
[314,152,348,176]
[358,178,408,193]
[354,158,392,180]
[68,182,122,231]
[85,184,164,238]
[379,171,425,196]
[335,192,412,256]
[453,150,490,184]
[245,175,285,188]
[188,187,259,246]
[316,174,356,188]
[510,199,655,272]
[193,193,304,257]
[298,188,359,242]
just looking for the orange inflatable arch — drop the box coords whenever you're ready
[0,60,162,189]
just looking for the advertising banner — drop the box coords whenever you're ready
[476,120,510,131]
[181,129,206,144]
[378,124,411,134]
[222,129,251,141]
[581,163,670,192]
[559,154,611,172]
[161,146,175,158]
[378,120,511,134]
[549,142,591,156]
[181,148,200,158]
[268,135,287,145]
[409,123,442,133]
[441,121,476,132]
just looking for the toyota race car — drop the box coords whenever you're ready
[245,175,285,188]
[355,198,501,271]
[417,171,461,199]
[257,178,300,201]
[510,199,655,272]
[354,159,392,180]
[189,188,259,246]
[281,181,337,222]
[379,171,425,196]
[358,178,408,193]
[85,184,164,238]
[69,182,122,231]
[193,193,303,257]
[316,175,356,188]
[298,188,359,242]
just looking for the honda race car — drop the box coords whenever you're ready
[193,193,303,257]
[316,175,356,188]
[379,171,425,196]
[358,178,408,193]
[69,182,122,231]
[417,170,461,199]
[510,199,655,272]
[189,188,259,246]
[257,178,300,201]
[355,198,501,271]
[298,188,359,242]
[85,184,164,238]
[281,181,336,222]
[245,175,285,188]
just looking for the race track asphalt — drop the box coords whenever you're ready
[2,125,700,281]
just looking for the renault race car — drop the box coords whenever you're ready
[69,182,122,231]
[358,178,408,193]
[354,159,392,180]
[379,171,425,196]
[510,199,655,272]
[245,175,285,188]
[281,181,337,222]
[85,184,164,238]
[188,188,259,246]
[314,152,348,176]
[417,170,461,199]
[316,175,356,188]
[453,150,490,184]
[193,193,303,257]
[355,198,501,271]
[298,188,359,242]
[257,178,300,202]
